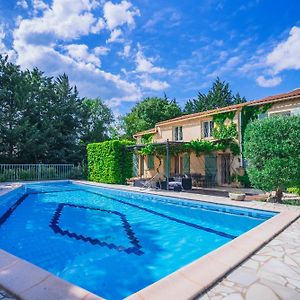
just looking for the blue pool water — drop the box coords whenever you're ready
[0,182,275,299]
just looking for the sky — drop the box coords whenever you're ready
[0,0,300,115]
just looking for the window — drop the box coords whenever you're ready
[270,111,291,117]
[202,121,214,138]
[147,155,154,169]
[174,126,183,141]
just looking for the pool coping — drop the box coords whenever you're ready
[0,180,299,300]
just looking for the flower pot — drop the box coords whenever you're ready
[229,192,246,201]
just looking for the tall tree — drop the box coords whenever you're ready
[79,98,114,146]
[184,78,246,114]
[0,55,113,164]
[0,56,28,162]
[122,96,182,139]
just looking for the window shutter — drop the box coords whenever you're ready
[210,121,214,137]
[174,127,179,140]
[179,126,183,140]
[203,122,209,138]
[148,155,154,169]
[183,153,190,174]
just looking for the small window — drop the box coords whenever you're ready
[292,108,300,116]
[270,111,291,117]
[202,121,214,138]
[258,113,267,120]
[147,155,154,169]
[174,126,183,141]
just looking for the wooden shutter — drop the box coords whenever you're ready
[147,155,154,169]
[183,153,190,174]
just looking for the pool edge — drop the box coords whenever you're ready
[0,180,299,300]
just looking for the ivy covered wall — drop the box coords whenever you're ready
[87,140,134,184]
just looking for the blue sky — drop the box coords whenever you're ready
[0,0,300,114]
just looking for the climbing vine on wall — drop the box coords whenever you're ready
[137,139,240,158]
[213,111,238,140]
[140,133,154,144]
[240,103,273,140]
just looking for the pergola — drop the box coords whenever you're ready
[126,140,186,190]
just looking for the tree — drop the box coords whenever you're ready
[122,96,182,139]
[0,55,113,164]
[79,98,114,147]
[184,77,246,114]
[244,116,300,202]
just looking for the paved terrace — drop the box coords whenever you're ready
[0,181,299,299]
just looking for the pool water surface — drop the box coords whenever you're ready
[0,182,275,299]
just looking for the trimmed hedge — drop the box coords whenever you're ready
[87,140,134,184]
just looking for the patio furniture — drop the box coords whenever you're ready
[159,175,192,191]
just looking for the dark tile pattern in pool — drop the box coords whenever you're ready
[49,203,144,256]
[0,193,29,227]
[84,190,237,239]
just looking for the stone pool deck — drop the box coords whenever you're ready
[198,216,300,300]
[0,181,299,299]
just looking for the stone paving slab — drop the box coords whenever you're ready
[198,217,300,300]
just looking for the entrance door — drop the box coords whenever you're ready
[205,154,217,185]
[221,154,231,184]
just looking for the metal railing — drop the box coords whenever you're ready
[0,164,75,182]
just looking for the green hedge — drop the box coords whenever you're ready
[244,116,300,194]
[87,140,134,184]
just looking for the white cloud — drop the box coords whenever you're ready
[135,48,165,74]
[256,75,282,87]
[140,77,169,91]
[118,44,131,57]
[0,24,5,53]
[103,1,140,30]
[106,28,124,43]
[208,55,241,78]
[91,18,105,33]
[10,0,142,107]
[14,0,103,43]
[93,46,110,56]
[143,8,181,32]
[266,26,300,74]
[64,44,100,66]
[0,24,17,61]
[32,0,49,13]
[17,0,28,9]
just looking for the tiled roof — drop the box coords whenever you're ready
[156,88,300,126]
[133,88,300,136]
[133,127,157,137]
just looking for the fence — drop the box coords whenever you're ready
[0,164,75,182]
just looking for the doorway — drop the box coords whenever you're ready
[220,154,231,184]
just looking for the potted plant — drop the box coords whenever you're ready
[229,191,246,201]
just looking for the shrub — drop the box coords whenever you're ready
[87,140,134,184]
[244,116,300,202]
[287,187,300,196]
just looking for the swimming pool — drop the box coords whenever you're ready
[0,181,276,299]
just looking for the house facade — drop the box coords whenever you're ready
[132,89,300,187]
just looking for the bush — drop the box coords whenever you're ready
[287,187,300,196]
[244,116,300,202]
[87,140,134,184]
